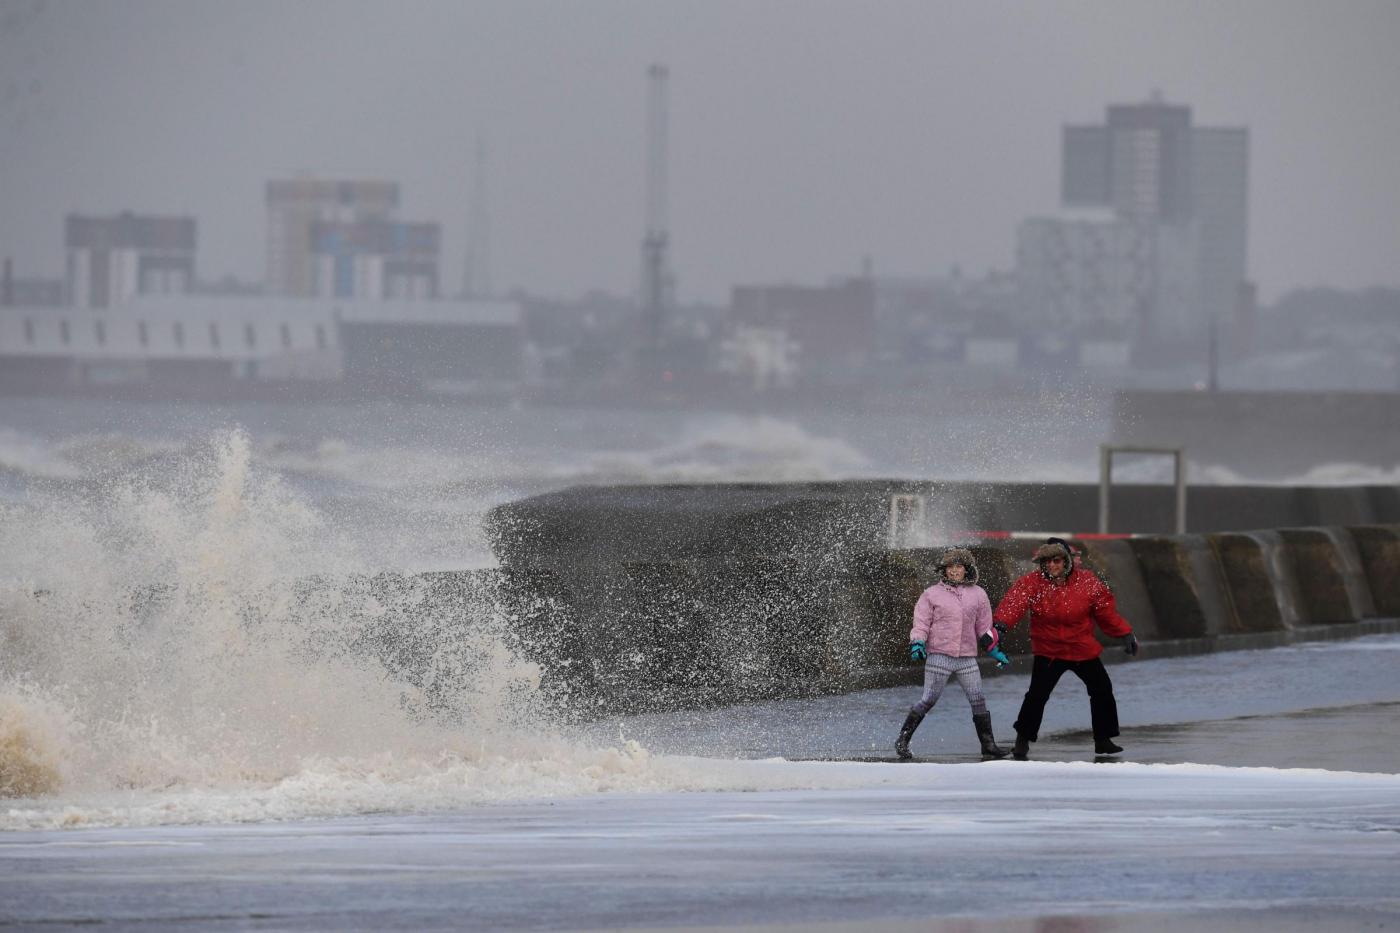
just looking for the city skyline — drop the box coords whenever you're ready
[2,0,1398,305]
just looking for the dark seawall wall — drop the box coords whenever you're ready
[475,516,1400,716]
[487,480,1400,571]
[1112,390,1400,481]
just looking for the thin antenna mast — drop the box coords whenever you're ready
[464,133,491,297]
[641,63,671,350]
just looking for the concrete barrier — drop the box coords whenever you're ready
[1074,538,1162,642]
[1297,487,1376,528]
[1277,528,1375,625]
[528,554,894,713]
[1365,487,1400,527]
[483,566,594,703]
[1111,390,1400,482]
[479,510,1400,714]
[1208,531,1301,634]
[1321,527,1378,621]
[968,544,1019,609]
[844,550,936,667]
[486,480,1400,570]
[1349,525,1400,617]
[1126,536,1236,640]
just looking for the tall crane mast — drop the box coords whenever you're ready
[463,133,491,297]
[641,63,671,353]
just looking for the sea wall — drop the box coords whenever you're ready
[470,519,1400,717]
[487,480,1400,569]
[1111,390,1400,481]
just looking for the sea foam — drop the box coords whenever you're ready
[0,429,587,828]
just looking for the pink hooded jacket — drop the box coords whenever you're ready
[909,580,996,658]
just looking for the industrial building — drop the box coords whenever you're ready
[336,298,524,393]
[311,219,440,300]
[0,296,523,397]
[265,179,400,298]
[65,212,196,309]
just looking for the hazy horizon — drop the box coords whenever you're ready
[3,0,1399,304]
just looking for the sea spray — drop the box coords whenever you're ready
[0,429,569,822]
[0,686,65,798]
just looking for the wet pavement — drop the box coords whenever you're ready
[590,633,1400,769]
[5,760,1398,931]
[5,635,1399,931]
[1033,701,1400,772]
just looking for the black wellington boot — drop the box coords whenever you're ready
[894,710,925,760]
[973,712,1008,760]
[1095,738,1124,755]
[1012,732,1030,761]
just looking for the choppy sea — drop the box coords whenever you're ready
[2,395,1398,836]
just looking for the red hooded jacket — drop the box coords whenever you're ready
[993,564,1133,661]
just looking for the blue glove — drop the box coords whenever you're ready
[910,641,927,662]
[1122,633,1139,657]
[978,631,1009,667]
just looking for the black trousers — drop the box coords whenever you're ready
[1013,655,1120,742]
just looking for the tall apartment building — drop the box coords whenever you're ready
[65,213,196,309]
[311,220,440,299]
[1064,100,1195,223]
[1021,95,1248,343]
[1191,126,1250,325]
[266,179,399,297]
[1016,217,1155,331]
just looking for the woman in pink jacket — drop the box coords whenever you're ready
[894,548,1009,760]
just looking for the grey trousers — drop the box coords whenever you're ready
[910,653,987,716]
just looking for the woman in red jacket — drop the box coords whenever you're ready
[993,538,1139,759]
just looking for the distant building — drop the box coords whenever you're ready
[1190,127,1250,326]
[717,325,799,391]
[0,296,341,390]
[311,219,440,299]
[729,278,874,385]
[265,179,399,297]
[0,296,524,396]
[336,298,523,391]
[1,259,63,307]
[6,278,64,308]
[192,275,265,297]
[1063,100,1195,223]
[871,270,1017,368]
[1023,95,1249,345]
[65,212,196,309]
[1017,215,1144,331]
[1016,214,1197,337]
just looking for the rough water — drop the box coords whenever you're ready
[0,427,557,824]
[1,397,1398,837]
[0,399,969,827]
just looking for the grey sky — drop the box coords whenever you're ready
[2,0,1397,304]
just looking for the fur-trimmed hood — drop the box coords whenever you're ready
[936,546,979,585]
[1032,537,1075,579]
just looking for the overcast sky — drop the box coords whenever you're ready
[2,0,1397,304]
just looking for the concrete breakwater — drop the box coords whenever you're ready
[465,525,1400,716]
[487,480,1400,565]
[1111,389,1400,480]
[473,481,1400,716]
